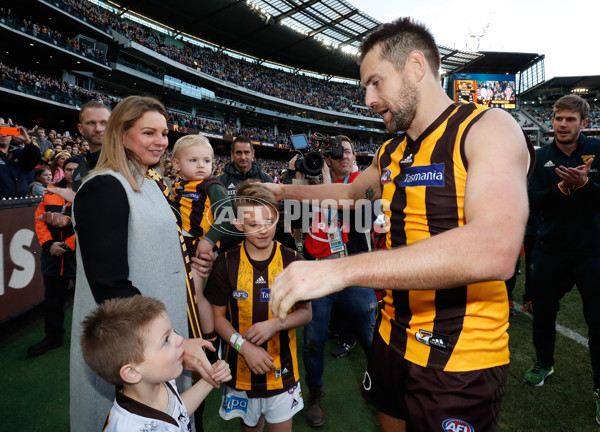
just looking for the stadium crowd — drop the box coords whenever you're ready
[14,0,380,118]
[0,7,109,65]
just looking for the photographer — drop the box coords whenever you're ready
[0,120,41,199]
[288,135,377,428]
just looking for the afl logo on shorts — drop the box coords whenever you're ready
[442,418,474,432]
[380,168,392,185]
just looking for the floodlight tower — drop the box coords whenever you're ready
[467,13,494,51]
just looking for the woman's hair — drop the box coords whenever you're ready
[91,96,169,192]
[50,151,71,175]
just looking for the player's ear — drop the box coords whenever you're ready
[406,50,427,82]
[120,363,142,385]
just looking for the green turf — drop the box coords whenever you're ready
[2,262,599,431]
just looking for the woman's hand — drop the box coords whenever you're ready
[191,252,214,278]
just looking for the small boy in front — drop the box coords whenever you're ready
[80,295,231,431]
[205,182,312,431]
[170,134,233,344]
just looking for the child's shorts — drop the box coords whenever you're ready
[219,382,303,427]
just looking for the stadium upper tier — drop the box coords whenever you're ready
[0,62,384,153]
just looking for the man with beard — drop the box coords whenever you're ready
[264,17,533,431]
[72,101,111,191]
[36,102,111,227]
[524,94,600,424]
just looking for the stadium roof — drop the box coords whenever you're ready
[521,75,600,99]
[453,51,544,75]
[107,0,481,80]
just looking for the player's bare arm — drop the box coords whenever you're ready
[270,109,530,319]
[263,155,382,206]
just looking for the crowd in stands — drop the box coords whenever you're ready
[525,106,600,128]
[38,0,380,118]
[0,8,109,65]
[1,62,384,154]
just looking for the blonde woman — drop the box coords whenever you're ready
[69,96,219,431]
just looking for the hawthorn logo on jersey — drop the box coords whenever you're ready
[232,290,249,300]
[380,168,392,185]
[223,394,248,413]
[415,329,450,353]
[582,154,595,163]
[399,164,445,187]
[260,288,270,302]
[180,190,200,200]
[442,418,474,432]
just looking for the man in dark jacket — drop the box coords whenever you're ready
[28,156,81,356]
[217,135,273,197]
[0,123,41,199]
[524,94,600,424]
[72,101,111,192]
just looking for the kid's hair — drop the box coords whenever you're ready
[172,134,214,160]
[234,181,279,216]
[80,296,166,386]
[34,166,51,180]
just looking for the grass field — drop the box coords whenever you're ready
[1,262,599,431]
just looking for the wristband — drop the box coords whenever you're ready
[229,332,241,348]
[234,337,245,352]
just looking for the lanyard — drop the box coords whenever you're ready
[326,174,351,225]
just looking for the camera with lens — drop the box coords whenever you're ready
[289,134,344,177]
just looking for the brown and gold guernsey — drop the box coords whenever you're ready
[205,241,302,396]
[171,177,220,242]
[376,102,510,372]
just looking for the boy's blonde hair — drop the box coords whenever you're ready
[80,296,166,386]
[234,181,279,216]
[172,134,214,161]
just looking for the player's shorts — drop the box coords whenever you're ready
[219,382,303,427]
[361,330,508,432]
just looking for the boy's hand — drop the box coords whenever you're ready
[239,342,275,375]
[243,319,279,346]
[211,360,232,386]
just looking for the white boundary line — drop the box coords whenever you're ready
[514,302,589,347]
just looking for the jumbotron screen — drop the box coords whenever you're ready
[453,73,516,109]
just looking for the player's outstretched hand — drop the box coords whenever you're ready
[270,259,346,319]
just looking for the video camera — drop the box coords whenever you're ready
[289,133,344,177]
